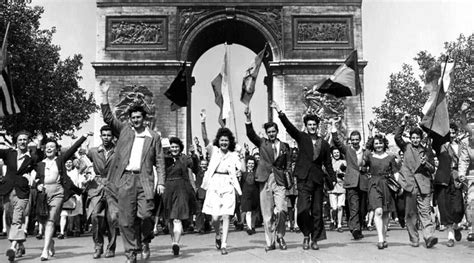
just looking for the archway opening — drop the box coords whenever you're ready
[191,44,268,149]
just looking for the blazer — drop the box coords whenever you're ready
[246,122,291,186]
[35,136,86,202]
[332,132,370,190]
[278,112,335,185]
[395,125,435,194]
[0,149,38,199]
[459,141,474,178]
[101,104,165,200]
[86,145,115,199]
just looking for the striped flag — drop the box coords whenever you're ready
[0,22,20,117]
[316,50,361,98]
[240,43,268,106]
[211,45,231,128]
[421,59,453,142]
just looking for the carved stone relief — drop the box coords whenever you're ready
[293,16,353,49]
[114,85,157,129]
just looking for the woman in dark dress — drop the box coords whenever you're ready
[240,156,259,235]
[364,135,398,249]
[163,137,196,256]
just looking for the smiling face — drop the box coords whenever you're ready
[350,134,361,149]
[65,159,73,171]
[45,141,58,158]
[266,126,278,142]
[373,138,385,153]
[410,133,421,147]
[246,159,256,171]
[218,136,230,151]
[305,120,318,135]
[169,142,181,156]
[331,148,341,160]
[16,134,29,153]
[130,111,145,130]
[200,159,208,171]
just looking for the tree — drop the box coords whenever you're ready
[373,33,473,134]
[0,2,97,137]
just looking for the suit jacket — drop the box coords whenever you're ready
[35,136,86,202]
[459,141,474,178]
[246,123,291,186]
[0,149,38,199]
[331,132,370,190]
[278,112,336,185]
[101,104,165,200]
[86,145,115,199]
[395,125,435,194]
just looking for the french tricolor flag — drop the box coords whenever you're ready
[316,50,361,98]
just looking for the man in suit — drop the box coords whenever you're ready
[86,125,118,259]
[245,107,291,251]
[271,102,336,250]
[100,81,166,263]
[330,120,368,240]
[0,131,38,261]
[395,115,437,248]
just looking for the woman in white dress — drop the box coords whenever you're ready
[201,127,242,255]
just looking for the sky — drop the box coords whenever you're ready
[33,0,473,146]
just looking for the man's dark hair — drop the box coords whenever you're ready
[100,125,112,134]
[128,105,147,118]
[409,127,423,138]
[263,122,279,133]
[303,114,320,126]
[449,122,458,132]
[13,130,31,144]
[349,131,361,140]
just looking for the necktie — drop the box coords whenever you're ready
[273,143,278,159]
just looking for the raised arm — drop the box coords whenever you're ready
[330,117,347,155]
[323,141,336,184]
[271,101,301,142]
[395,115,409,152]
[200,109,210,147]
[460,102,472,137]
[62,132,93,162]
[244,107,262,148]
[99,80,124,138]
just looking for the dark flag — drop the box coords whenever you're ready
[240,43,268,106]
[316,50,361,98]
[421,59,454,144]
[164,63,187,111]
[0,22,20,117]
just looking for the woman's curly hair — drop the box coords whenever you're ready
[368,134,389,152]
[213,127,236,152]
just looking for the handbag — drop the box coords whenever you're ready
[386,174,401,193]
[62,196,77,210]
[36,192,49,219]
[284,171,294,190]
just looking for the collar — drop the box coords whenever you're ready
[133,127,152,138]
[17,149,31,159]
[43,156,58,163]
[98,144,115,153]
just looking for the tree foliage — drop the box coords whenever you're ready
[373,33,473,134]
[0,2,97,137]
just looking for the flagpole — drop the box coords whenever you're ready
[359,92,366,144]
[226,43,239,142]
[427,56,449,133]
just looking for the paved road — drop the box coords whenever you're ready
[1,226,474,262]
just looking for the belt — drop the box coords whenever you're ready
[214,172,229,175]
[125,170,140,174]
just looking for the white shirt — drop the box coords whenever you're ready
[272,140,280,159]
[125,127,152,171]
[44,157,60,184]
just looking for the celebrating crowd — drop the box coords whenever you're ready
[0,78,473,263]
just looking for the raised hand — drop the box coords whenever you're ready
[461,101,469,112]
[99,80,110,95]
[401,114,410,125]
[368,120,374,131]
[200,109,206,123]
[244,106,251,121]
[270,101,281,113]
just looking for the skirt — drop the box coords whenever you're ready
[163,179,196,220]
[434,183,464,225]
[368,176,396,212]
[240,183,259,212]
[202,173,236,216]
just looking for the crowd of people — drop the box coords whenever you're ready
[0,77,473,263]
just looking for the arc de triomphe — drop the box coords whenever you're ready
[93,0,367,145]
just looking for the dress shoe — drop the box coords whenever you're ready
[264,243,275,252]
[57,234,65,239]
[377,242,384,249]
[104,250,115,258]
[126,252,137,263]
[221,247,228,255]
[337,227,344,233]
[410,242,419,247]
[246,228,256,235]
[302,237,310,250]
[6,248,16,262]
[36,234,43,240]
[277,237,287,250]
[93,248,103,259]
[311,241,319,250]
[467,233,474,242]
[142,243,150,260]
[454,229,462,241]
[383,241,388,248]
[425,236,438,248]
[172,244,179,256]
[446,239,454,247]
[215,238,222,249]
[352,229,363,240]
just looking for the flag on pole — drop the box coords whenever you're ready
[240,43,268,106]
[164,63,188,111]
[0,22,20,117]
[421,59,454,143]
[316,50,361,98]
[211,45,231,128]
